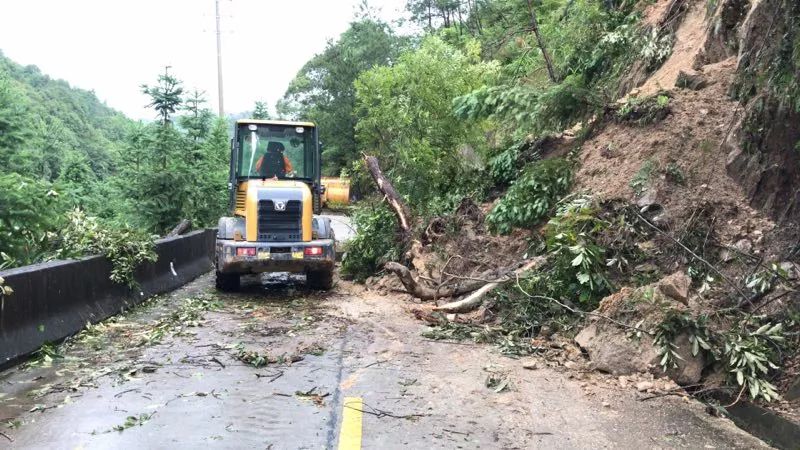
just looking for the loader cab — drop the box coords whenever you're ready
[229,120,322,214]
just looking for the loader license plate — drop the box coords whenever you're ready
[258,250,270,260]
[292,251,304,260]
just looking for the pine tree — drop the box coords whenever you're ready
[252,101,271,119]
[140,67,184,125]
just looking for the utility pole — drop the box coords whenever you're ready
[215,0,225,117]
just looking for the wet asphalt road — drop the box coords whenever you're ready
[0,214,770,449]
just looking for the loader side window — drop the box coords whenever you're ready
[236,124,315,180]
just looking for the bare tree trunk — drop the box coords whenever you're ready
[384,262,486,300]
[363,154,413,235]
[166,219,191,237]
[434,256,546,313]
[526,0,559,83]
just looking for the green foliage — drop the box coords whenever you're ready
[722,321,784,401]
[745,263,789,294]
[141,69,184,125]
[663,161,686,185]
[0,51,130,181]
[654,312,786,402]
[488,144,521,185]
[55,209,157,287]
[355,36,498,207]
[252,100,271,120]
[279,18,405,176]
[341,201,401,281]
[454,74,601,138]
[542,196,612,304]
[616,94,671,125]
[653,312,713,370]
[629,159,657,196]
[0,173,62,267]
[486,158,572,234]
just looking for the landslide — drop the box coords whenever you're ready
[363,0,800,418]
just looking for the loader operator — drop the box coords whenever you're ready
[255,141,293,178]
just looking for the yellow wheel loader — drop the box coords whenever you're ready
[215,120,336,291]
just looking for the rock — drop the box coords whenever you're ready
[785,376,800,401]
[636,381,654,392]
[636,187,659,209]
[657,271,691,305]
[522,361,538,370]
[733,238,753,254]
[779,262,799,280]
[564,361,577,370]
[574,279,705,386]
[676,70,709,90]
[602,401,611,408]
[619,376,628,388]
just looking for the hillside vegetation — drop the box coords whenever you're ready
[0,53,228,279]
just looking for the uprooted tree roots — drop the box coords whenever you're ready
[364,153,544,313]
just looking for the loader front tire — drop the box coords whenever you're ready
[307,269,334,290]
[215,271,240,292]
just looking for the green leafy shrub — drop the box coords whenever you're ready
[0,173,62,268]
[663,161,686,185]
[542,196,613,304]
[341,201,401,281]
[654,312,786,402]
[486,158,572,234]
[55,209,157,287]
[616,94,671,125]
[629,159,658,196]
[488,145,521,185]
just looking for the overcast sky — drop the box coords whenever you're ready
[0,0,408,120]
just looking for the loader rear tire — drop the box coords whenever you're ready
[307,269,334,290]
[215,271,240,292]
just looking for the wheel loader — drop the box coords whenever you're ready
[215,119,337,291]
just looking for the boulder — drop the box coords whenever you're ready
[657,271,691,305]
[574,278,704,385]
[676,70,709,90]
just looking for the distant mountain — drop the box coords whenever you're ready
[0,49,132,180]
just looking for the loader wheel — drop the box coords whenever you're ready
[215,271,240,292]
[307,269,334,290]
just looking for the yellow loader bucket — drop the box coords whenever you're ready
[321,177,350,207]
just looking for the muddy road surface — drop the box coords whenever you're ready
[0,219,767,449]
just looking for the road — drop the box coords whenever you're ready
[0,216,767,449]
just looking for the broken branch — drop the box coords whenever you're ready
[363,154,413,234]
[166,219,191,237]
[384,262,485,300]
[435,257,546,313]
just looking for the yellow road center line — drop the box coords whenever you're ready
[338,397,363,450]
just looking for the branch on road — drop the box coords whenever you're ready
[384,262,486,300]
[434,256,546,313]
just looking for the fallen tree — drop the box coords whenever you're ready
[384,262,486,300]
[434,256,546,313]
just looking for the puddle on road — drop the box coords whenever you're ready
[0,273,348,449]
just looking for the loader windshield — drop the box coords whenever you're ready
[236,123,316,180]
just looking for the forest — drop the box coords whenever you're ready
[0,53,229,279]
[2,0,800,404]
